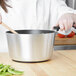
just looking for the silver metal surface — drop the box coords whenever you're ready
[54,45,76,50]
[6,31,55,62]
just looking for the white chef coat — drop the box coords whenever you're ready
[0,0,75,51]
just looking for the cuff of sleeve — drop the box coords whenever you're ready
[57,7,74,20]
[74,10,76,14]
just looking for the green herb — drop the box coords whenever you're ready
[0,64,24,76]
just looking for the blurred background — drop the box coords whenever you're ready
[66,0,76,9]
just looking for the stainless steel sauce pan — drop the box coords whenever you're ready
[6,30,56,62]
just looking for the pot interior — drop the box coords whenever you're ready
[6,30,55,34]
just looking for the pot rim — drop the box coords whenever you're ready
[6,30,55,34]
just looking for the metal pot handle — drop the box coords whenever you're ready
[53,26,60,31]
[54,22,76,31]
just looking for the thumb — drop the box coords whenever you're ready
[55,21,64,31]
[51,21,59,30]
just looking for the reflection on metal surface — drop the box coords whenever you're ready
[54,45,76,50]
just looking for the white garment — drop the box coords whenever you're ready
[0,0,75,51]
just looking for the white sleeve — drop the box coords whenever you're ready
[56,0,74,19]
[74,10,76,14]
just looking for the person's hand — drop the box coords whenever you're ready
[55,13,76,31]
[0,13,2,24]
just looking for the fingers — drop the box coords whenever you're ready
[73,23,76,27]
[55,20,65,31]
[53,21,64,31]
[73,14,76,28]
[63,19,73,31]
[59,21,65,31]
[55,17,73,31]
[52,22,58,29]
[73,14,76,24]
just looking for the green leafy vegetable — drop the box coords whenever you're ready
[0,64,24,76]
[8,68,23,75]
